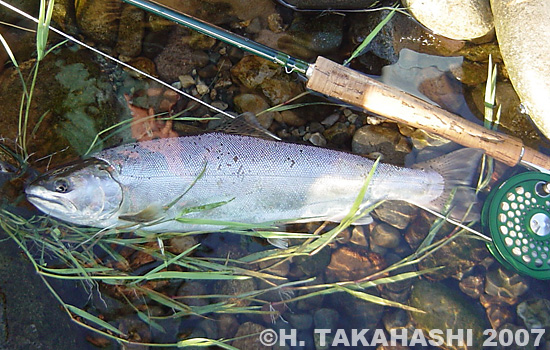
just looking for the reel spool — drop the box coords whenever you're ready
[482,172,550,279]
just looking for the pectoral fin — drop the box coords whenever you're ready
[119,204,164,223]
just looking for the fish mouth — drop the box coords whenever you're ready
[25,187,78,214]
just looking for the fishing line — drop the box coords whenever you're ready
[0,0,236,121]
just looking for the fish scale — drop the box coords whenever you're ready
[26,133,482,232]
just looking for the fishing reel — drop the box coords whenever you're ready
[482,171,550,279]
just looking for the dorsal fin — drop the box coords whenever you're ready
[213,112,280,140]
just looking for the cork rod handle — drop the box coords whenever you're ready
[307,56,550,169]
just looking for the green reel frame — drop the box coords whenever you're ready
[482,172,550,279]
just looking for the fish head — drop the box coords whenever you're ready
[25,158,123,226]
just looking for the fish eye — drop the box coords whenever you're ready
[53,178,70,193]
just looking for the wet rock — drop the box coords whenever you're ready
[52,0,79,34]
[418,235,489,281]
[231,55,280,89]
[348,11,465,66]
[350,226,368,247]
[352,125,411,164]
[176,281,209,307]
[451,60,488,86]
[154,27,210,82]
[470,81,541,147]
[116,4,145,58]
[403,0,493,40]
[486,303,515,330]
[459,274,485,299]
[517,299,550,329]
[491,0,550,140]
[294,247,331,277]
[277,0,379,10]
[308,132,327,147]
[0,47,124,160]
[160,0,276,24]
[260,75,302,106]
[497,324,538,350]
[373,201,417,230]
[277,14,344,59]
[75,0,122,45]
[404,212,435,249]
[288,313,313,330]
[167,236,198,255]
[231,322,271,350]
[313,308,339,330]
[325,246,386,282]
[217,314,239,339]
[213,278,256,307]
[323,122,352,147]
[275,110,306,127]
[485,265,529,301]
[233,93,275,129]
[370,223,401,249]
[330,289,384,329]
[408,280,489,349]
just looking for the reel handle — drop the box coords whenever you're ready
[307,56,550,169]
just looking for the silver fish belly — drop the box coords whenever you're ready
[26,133,480,232]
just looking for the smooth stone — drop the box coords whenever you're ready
[470,81,541,147]
[517,299,550,330]
[352,125,411,164]
[373,201,417,230]
[308,132,327,147]
[485,265,529,300]
[370,223,401,249]
[323,122,352,147]
[75,0,122,45]
[260,75,302,106]
[217,314,239,339]
[274,110,306,127]
[491,0,550,140]
[459,274,485,299]
[115,4,145,57]
[418,234,489,281]
[154,27,210,82]
[167,236,198,255]
[325,246,385,282]
[159,0,276,23]
[213,278,256,307]
[409,280,489,350]
[276,0,379,10]
[277,14,344,59]
[231,55,280,89]
[349,226,368,247]
[294,247,331,277]
[403,0,493,40]
[288,313,313,330]
[232,93,275,129]
[313,308,339,330]
[485,303,515,330]
[231,322,271,350]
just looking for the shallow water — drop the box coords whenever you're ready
[0,1,549,349]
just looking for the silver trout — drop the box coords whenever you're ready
[25,133,481,232]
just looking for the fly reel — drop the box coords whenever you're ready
[482,172,550,279]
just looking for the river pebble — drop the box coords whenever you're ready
[403,0,493,41]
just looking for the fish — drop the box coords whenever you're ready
[25,132,482,232]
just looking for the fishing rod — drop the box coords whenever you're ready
[123,0,550,171]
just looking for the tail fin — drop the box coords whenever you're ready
[413,148,484,222]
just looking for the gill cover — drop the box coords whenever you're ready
[25,158,123,226]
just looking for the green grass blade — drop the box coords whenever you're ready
[177,338,239,349]
[65,304,125,336]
